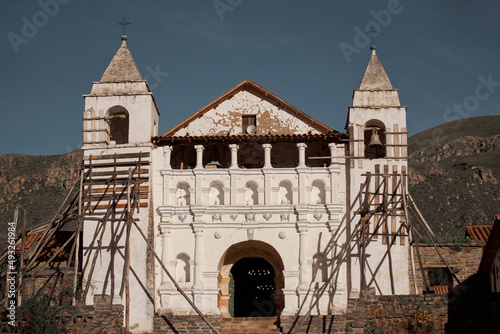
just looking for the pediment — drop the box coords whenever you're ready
[161,79,334,138]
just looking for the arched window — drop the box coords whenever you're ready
[364,120,386,159]
[107,106,129,145]
[311,180,326,204]
[278,181,293,205]
[176,183,190,206]
[245,182,258,205]
[175,253,191,284]
[209,182,224,205]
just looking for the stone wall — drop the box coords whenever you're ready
[154,292,448,334]
[416,241,483,292]
[77,295,125,334]
[347,289,448,333]
[154,313,221,333]
[280,315,347,334]
[19,270,77,306]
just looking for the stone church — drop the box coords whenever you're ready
[81,35,410,333]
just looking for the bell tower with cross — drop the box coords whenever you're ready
[346,44,407,167]
[82,18,159,149]
[80,19,159,333]
[345,44,410,296]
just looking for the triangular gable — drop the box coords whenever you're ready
[160,79,335,138]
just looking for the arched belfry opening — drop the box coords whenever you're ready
[107,106,129,145]
[364,119,386,159]
[218,241,284,317]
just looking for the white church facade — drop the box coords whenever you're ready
[81,36,411,333]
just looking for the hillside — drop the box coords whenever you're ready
[0,150,82,245]
[0,115,498,244]
[408,115,500,236]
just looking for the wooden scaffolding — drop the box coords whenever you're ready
[1,156,458,334]
[287,169,460,334]
[0,152,220,333]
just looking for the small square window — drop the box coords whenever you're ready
[242,115,256,134]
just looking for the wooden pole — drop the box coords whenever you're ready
[412,233,430,292]
[131,220,220,334]
[30,233,76,278]
[25,181,78,270]
[108,154,118,304]
[289,216,366,334]
[383,173,396,295]
[415,219,461,285]
[73,168,84,305]
[345,154,352,296]
[401,174,419,294]
[124,168,132,333]
[82,205,113,302]
[360,174,371,290]
[408,194,435,237]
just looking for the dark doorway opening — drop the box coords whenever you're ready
[229,257,276,317]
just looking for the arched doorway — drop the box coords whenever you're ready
[230,258,276,317]
[218,241,284,317]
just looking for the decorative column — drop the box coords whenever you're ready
[262,143,272,168]
[297,223,309,289]
[162,146,172,170]
[297,143,307,167]
[159,223,172,288]
[328,143,337,167]
[191,205,206,292]
[229,170,239,205]
[229,144,239,169]
[296,143,307,203]
[194,145,204,169]
[192,225,205,290]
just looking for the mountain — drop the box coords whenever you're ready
[0,150,82,246]
[408,115,500,236]
[0,115,498,244]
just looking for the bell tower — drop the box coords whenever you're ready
[346,45,407,167]
[345,46,410,296]
[80,35,158,333]
[82,35,159,149]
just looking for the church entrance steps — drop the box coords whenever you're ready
[221,316,282,334]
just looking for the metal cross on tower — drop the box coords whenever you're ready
[366,26,379,48]
[118,18,131,35]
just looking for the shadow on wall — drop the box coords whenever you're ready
[446,272,500,333]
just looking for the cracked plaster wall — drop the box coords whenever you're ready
[173,91,322,136]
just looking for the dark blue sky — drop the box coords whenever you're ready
[1,0,499,155]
